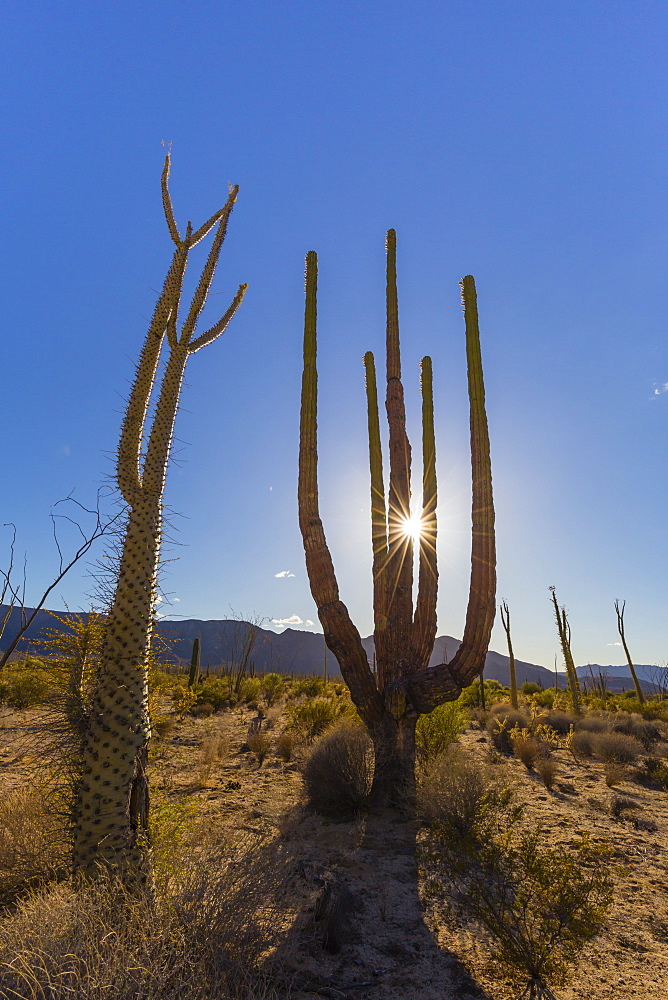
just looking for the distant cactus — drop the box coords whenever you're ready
[499,601,518,710]
[73,156,246,882]
[298,233,496,808]
[549,587,581,715]
[614,599,645,704]
[188,637,201,687]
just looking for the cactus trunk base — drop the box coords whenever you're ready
[370,714,417,813]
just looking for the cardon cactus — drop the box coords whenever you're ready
[73,156,246,882]
[298,232,496,808]
[188,637,201,688]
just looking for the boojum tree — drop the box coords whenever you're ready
[73,156,246,880]
[549,587,581,716]
[499,600,518,710]
[298,231,496,808]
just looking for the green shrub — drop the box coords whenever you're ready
[260,672,285,706]
[5,668,53,708]
[238,677,261,703]
[194,677,232,712]
[521,681,541,696]
[300,719,373,818]
[459,678,509,708]
[531,688,555,709]
[423,820,615,993]
[416,701,467,761]
[287,697,352,743]
[294,676,327,698]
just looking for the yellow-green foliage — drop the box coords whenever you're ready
[287,697,354,743]
[416,701,467,761]
[459,678,509,708]
[0,659,54,708]
[260,672,284,705]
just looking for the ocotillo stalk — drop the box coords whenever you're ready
[73,156,246,882]
[549,587,581,715]
[614,600,644,704]
[188,637,201,688]
[298,234,495,808]
[500,601,518,709]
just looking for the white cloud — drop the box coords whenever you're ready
[305,620,314,626]
[274,570,295,578]
[653,382,668,397]
[272,614,306,627]
[173,597,180,602]
[607,642,623,646]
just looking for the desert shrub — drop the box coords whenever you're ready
[592,731,643,764]
[275,730,295,762]
[539,710,577,735]
[423,823,615,994]
[192,701,214,718]
[521,681,541,696]
[4,666,54,709]
[300,719,374,818]
[635,756,668,791]
[238,677,261,703]
[260,672,285,706]
[193,677,232,712]
[247,730,271,765]
[415,701,467,761]
[459,678,509,708]
[535,756,558,791]
[417,749,518,837]
[609,713,661,749]
[510,730,547,770]
[570,729,594,758]
[609,793,636,816]
[287,697,352,744]
[532,688,555,709]
[294,676,327,698]
[0,836,291,1000]
[605,762,628,788]
[0,784,69,906]
[487,707,529,752]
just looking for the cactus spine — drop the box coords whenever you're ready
[499,600,518,710]
[298,233,496,808]
[549,587,581,715]
[73,156,246,882]
[188,637,201,687]
[614,599,644,704]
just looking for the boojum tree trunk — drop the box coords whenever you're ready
[500,600,518,710]
[614,599,644,704]
[298,232,496,810]
[73,156,246,881]
[549,587,581,716]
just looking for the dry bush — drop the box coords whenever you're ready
[535,756,558,791]
[248,731,271,766]
[275,730,295,762]
[510,731,547,770]
[609,713,661,749]
[300,719,374,818]
[574,713,610,734]
[537,710,577,735]
[0,785,69,906]
[570,730,594,758]
[604,762,628,787]
[592,731,643,764]
[0,835,292,999]
[196,731,228,786]
[487,707,529,752]
[418,749,515,837]
[609,793,636,816]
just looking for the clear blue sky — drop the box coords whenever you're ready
[2,1,667,669]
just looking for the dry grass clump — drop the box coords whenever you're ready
[570,729,594,758]
[300,719,373,818]
[535,756,558,791]
[0,835,292,1000]
[604,762,628,787]
[418,749,512,837]
[196,730,229,786]
[0,784,69,906]
[248,730,271,766]
[592,731,643,764]
[510,731,548,770]
[275,730,295,762]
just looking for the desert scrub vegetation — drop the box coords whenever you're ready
[0,836,292,1000]
[286,695,354,744]
[421,757,616,999]
[300,718,374,818]
[415,700,468,761]
[417,748,518,837]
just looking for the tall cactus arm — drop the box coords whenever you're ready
[188,283,248,354]
[364,351,389,671]
[447,275,496,684]
[408,275,495,711]
[412,356,438,669]
[161,154,181,245]
[384,229,414,685]
[189,185,238,248]
[180,189,239,345]
[298,252,384,724]
[117,243,189,503]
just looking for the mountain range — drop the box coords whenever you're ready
[1,605,662,694]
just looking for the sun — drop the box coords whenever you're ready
[399,511,424,543]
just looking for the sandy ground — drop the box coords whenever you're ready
[1,703,667,999]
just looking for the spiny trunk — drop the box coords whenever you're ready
[73,496,158,882]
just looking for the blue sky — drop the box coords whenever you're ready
[2,1,667,669]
